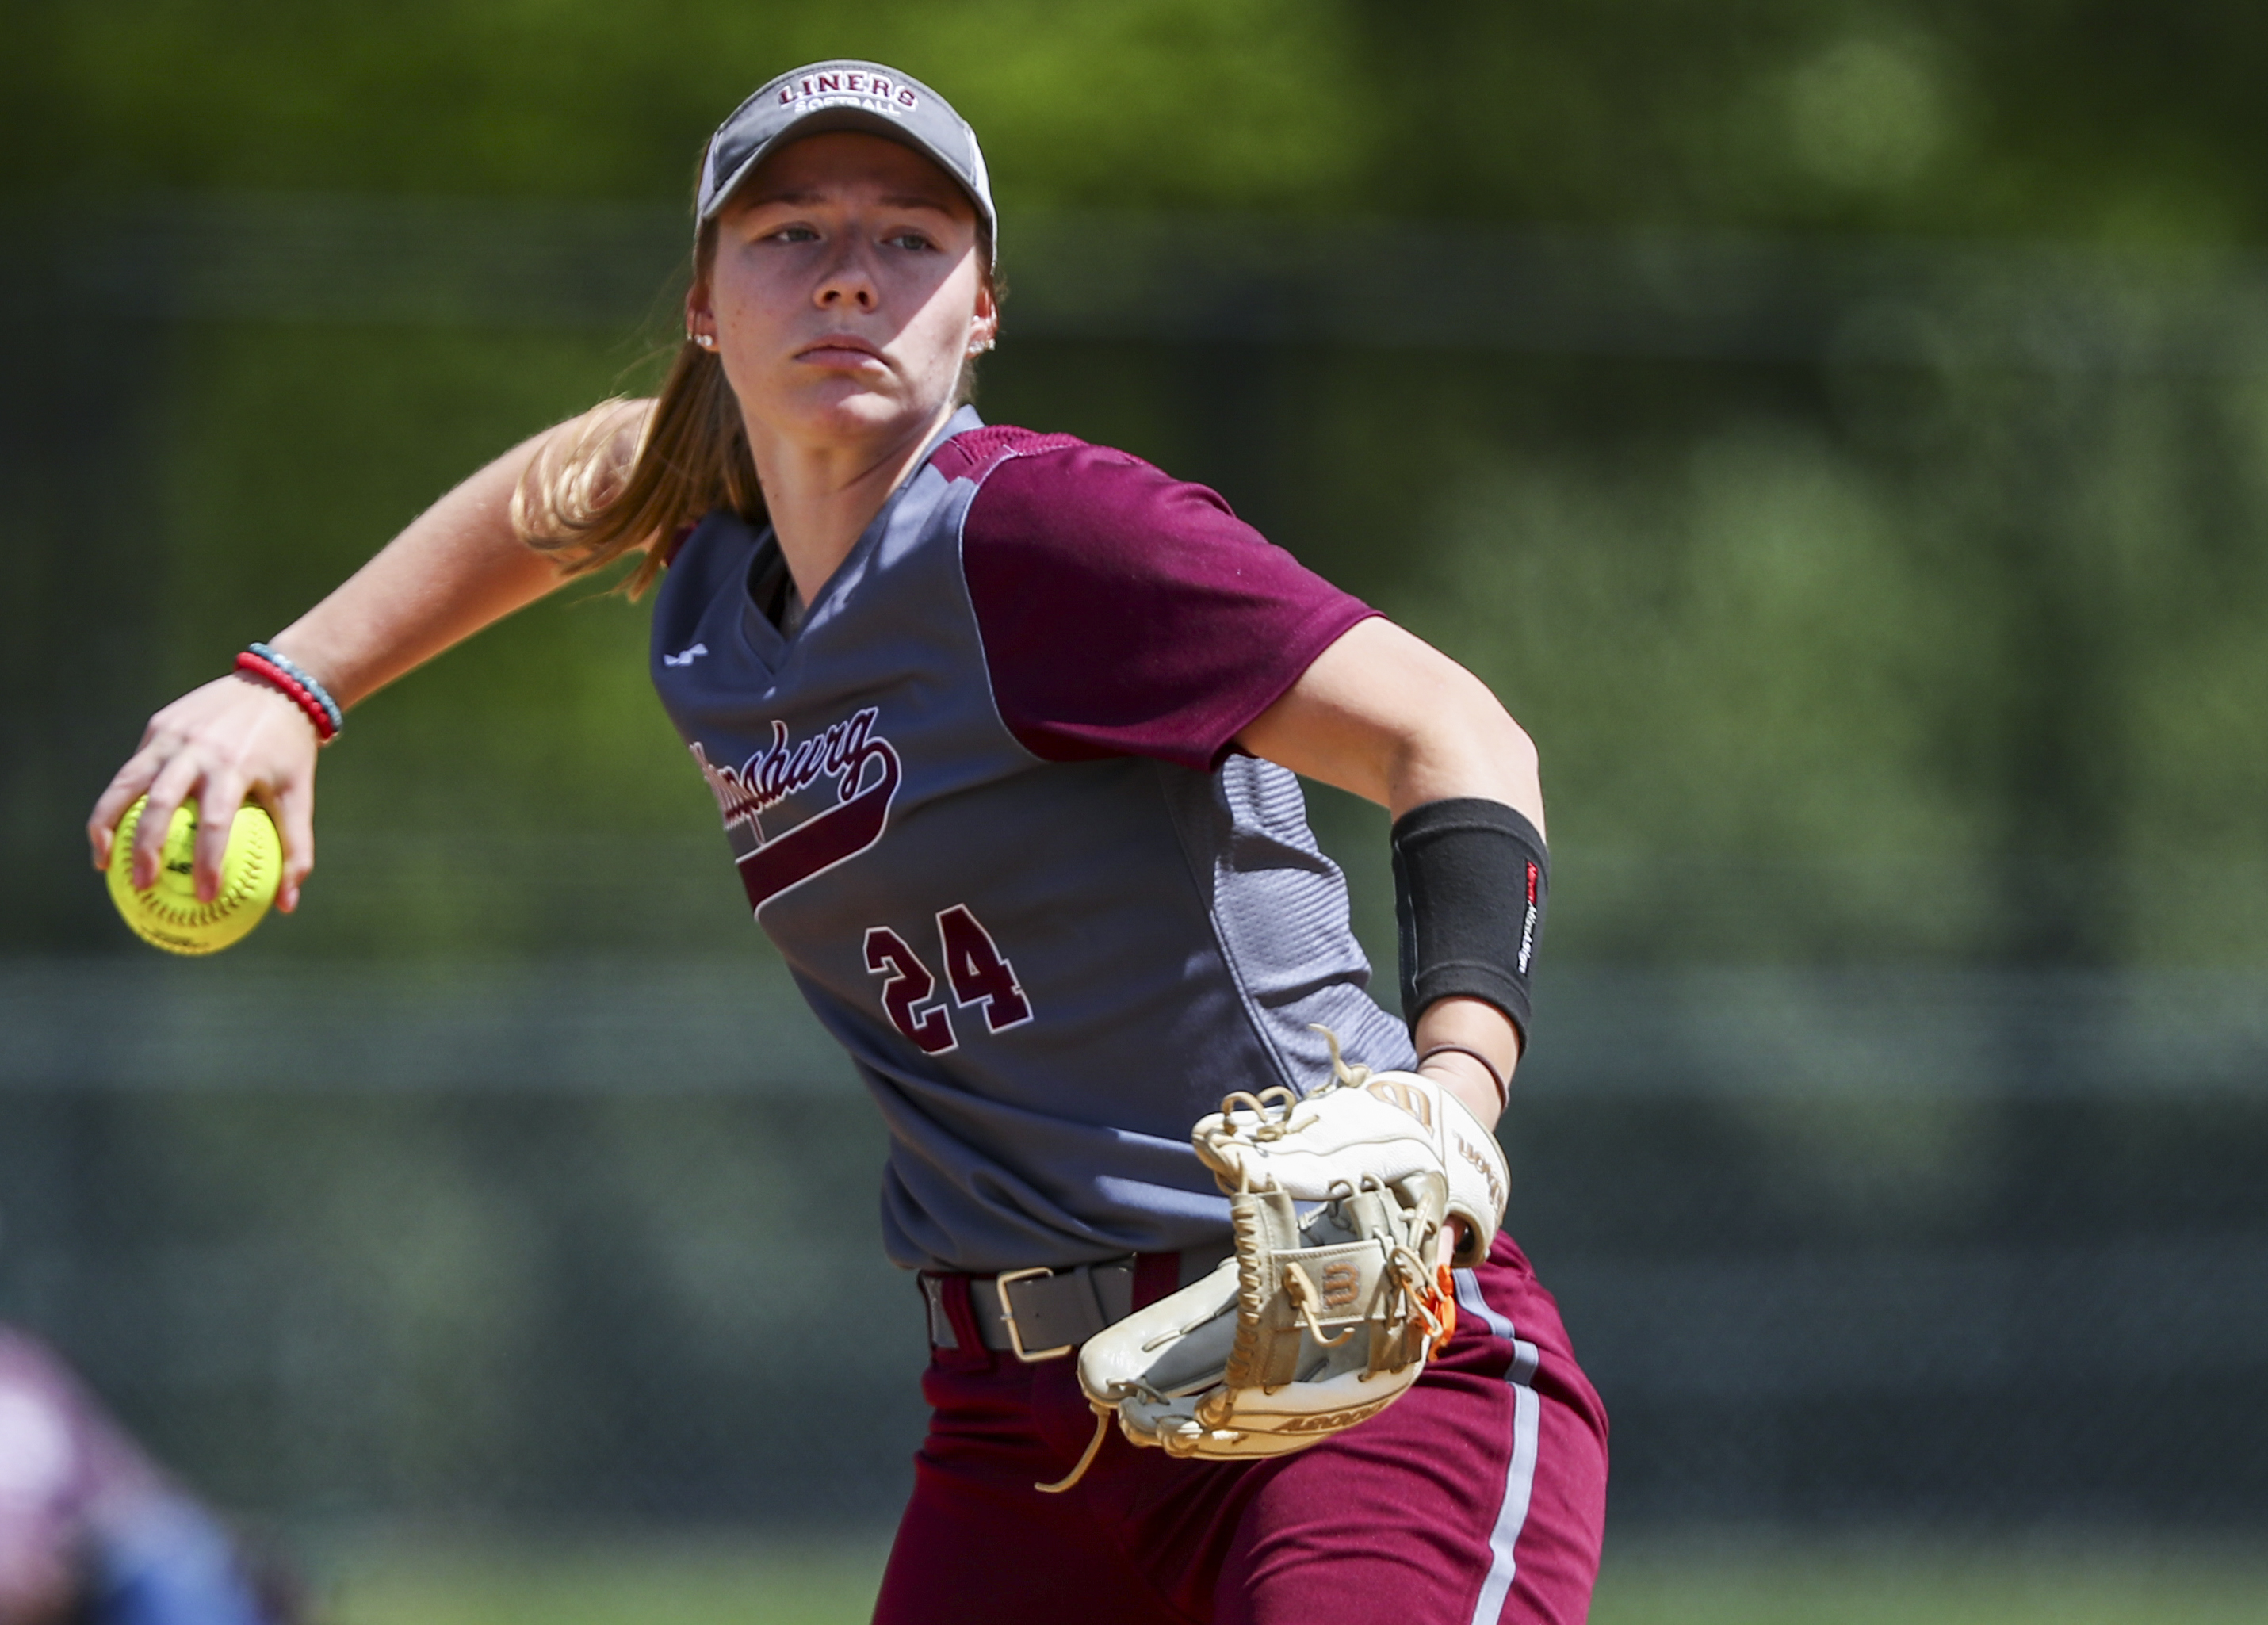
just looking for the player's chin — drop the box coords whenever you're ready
[790,384,935,442]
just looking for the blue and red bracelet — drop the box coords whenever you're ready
[235,643,343,743]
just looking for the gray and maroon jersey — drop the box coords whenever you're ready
[649,407,1415,1273]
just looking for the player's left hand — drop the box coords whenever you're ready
[1191,1027,1509,1268]
[1065,1029,1510,1485]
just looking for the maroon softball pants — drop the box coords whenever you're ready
[872,1234,1608,1625]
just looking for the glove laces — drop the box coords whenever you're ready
[1194,1025,1371,1186]
[1035,1405,1113,1496]
[1314,1023,1371,1092]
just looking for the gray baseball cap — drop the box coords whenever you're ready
[696,61,997,262]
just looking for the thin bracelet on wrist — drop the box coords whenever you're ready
[1416,1042,1509,1111]
[247,642,345,736]
[235,648,342,743]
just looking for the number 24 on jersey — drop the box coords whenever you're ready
[864,904,1032,1055]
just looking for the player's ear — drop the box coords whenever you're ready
[683,279,717,349]
[968,281,999,356]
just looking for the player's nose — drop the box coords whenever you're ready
[814,243,880,310]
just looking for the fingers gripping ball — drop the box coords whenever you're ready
[105,796,281,955]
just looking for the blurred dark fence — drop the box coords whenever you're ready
[3,955,2266,1528]
[5,197,2267,1535]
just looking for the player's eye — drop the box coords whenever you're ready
[768,224,820,244]
[885,231,935,253]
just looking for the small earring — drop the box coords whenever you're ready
[690,332,715,350]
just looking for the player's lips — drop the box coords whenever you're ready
[795,335,888,366]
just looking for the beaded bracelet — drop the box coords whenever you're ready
[1416,1042,1509,1111]
[235,648,342,743]
[247,642,345,736]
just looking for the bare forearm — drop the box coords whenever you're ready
[1411,997,1514,1130]
[266,430,568,707]
[89,421,595,910]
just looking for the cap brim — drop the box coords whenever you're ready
[698,107,988,231]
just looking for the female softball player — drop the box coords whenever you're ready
[90,61,1607,1624]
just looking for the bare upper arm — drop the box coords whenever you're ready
[1235,617,1544,833]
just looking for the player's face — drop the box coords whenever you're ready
[692,132,995,454]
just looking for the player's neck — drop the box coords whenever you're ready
[750,406,954,605]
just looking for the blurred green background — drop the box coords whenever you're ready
[5,3,2268,1621]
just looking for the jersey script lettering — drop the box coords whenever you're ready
[689,707,904,914]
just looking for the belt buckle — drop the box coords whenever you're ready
[995,1266,1074,1363]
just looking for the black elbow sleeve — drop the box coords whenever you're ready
[1390,797,1548,1042]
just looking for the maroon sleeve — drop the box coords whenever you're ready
[952,437,1378,770]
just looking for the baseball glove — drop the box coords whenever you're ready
[1042,1030,1509,1491]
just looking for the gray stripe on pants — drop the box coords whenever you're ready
[1456,1270,1543,1625]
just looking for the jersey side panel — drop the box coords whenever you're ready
[1157,756,1417,1093]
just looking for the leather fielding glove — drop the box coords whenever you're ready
[1191,1028,1508,1268]
[1046,1030,1509,1492]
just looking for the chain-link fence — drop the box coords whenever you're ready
[5,955,2265,1531]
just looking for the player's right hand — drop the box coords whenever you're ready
[87,673,322,913]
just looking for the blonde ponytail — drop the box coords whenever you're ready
[511,321,762,599]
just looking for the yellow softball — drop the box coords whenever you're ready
[106,794,282,955]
